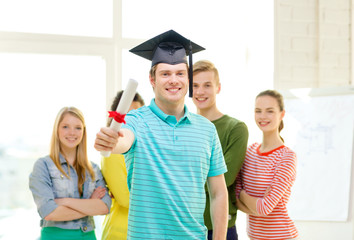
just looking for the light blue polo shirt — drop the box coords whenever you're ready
[122,99,226,240]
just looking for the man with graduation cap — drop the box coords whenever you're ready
[95,30,228,239]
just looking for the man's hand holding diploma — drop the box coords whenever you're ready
[96,79,138,157]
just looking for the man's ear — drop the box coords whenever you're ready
[217,83,221,94]
[149,75,155,88]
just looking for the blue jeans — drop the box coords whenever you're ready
[207,225,238,240]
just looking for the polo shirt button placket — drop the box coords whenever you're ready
[175,126,179,141]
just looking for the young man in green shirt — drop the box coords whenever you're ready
[192,60,249,240]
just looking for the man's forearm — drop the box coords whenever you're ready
[210,192,228,239]
[112,128,135,154]
[208,174,228,240]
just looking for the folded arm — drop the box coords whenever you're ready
[239,189,259,215]
[236,196,256,215]
[44,206,86,221]
[238,153,297,216]
[45,186,108,221]
[54,198,109,216]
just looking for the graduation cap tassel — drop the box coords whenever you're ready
[188,40,193,98]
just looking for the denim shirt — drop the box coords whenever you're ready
[29,154,111,232]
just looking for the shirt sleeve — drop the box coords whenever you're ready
[29,158,58,219]
[256,150,297,216]
[223,122,249,187]
[93,164,112,210]
[121,112,139,153]
[101,154,129,208]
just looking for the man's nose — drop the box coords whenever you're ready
[169,74,178,84]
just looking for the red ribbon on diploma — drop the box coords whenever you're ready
[108,111,126,124]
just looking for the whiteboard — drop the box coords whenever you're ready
[282,93,354,221]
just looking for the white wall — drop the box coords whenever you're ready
[275,0,351,89]
[275,0,354,239]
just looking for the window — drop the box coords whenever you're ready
[0,0,113,37]
[0,1,273,239]
[0,53,106,239]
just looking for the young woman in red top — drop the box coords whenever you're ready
[236,90,299,240]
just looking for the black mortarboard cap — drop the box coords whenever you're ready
[129,29,205,97]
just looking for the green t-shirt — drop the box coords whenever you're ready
[204,114,249,230]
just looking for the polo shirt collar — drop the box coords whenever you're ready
[149,99,191,124]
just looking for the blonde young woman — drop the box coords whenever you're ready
[29,107,111,240]
[236,90,299,240]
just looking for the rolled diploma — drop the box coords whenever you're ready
[100,78,138,157]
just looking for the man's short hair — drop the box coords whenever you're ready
[193,60,220,85]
